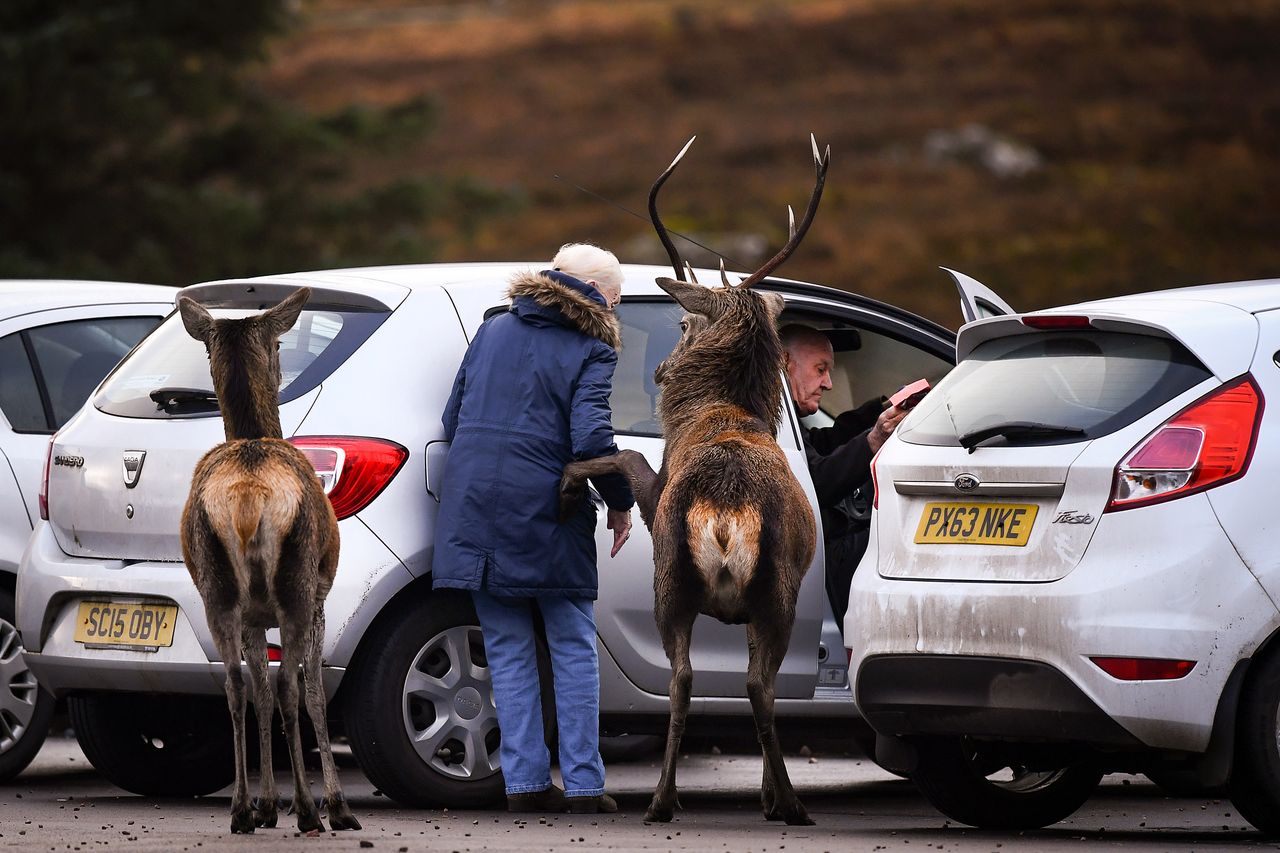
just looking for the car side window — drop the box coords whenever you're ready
[26,316,161,429]
[610,301,685,437]
[823,328,953,418]
[0,332,47,432]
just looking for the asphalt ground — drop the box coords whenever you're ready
[0,736,1274,852]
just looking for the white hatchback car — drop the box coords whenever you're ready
[18,262,963,804]
[0,280,171,780]
[847,278,1280,835]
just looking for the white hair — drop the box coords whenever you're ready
[552,243,623,292]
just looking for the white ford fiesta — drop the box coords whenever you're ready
[846,278,1280,835]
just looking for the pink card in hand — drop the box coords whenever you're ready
[889,378,931,409]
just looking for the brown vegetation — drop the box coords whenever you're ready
[264,0,1280,325]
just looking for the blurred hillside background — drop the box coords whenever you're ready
[3,0,1278,325]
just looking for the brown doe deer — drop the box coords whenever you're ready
[178,288,361,835]
[559,135,829,826]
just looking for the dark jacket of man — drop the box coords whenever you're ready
[432,270,634,600]
[802,396,884,534]
[801,396,885,622]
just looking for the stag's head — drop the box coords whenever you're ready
[648,135,829,390]
[177,287,310,439]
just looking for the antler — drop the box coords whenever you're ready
[736,134,830,290]
[649,136,697,283]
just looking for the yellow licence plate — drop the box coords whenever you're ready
[914,501,1039,546]
[74,601,178,650]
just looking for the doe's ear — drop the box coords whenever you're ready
[265,287,310,337]
[656,277,720,319]
[177,297,213,342]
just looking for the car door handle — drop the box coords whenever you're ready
[425,440,449,502]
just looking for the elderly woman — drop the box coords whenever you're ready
[433,243,634,814]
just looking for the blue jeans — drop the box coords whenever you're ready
[471,591,605,797]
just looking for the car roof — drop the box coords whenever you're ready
[204,262,689,299]
[193,261,954,341]
[1063,278,1280,315]
[0,279,176,321]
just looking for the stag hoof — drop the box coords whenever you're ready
[781,804,814,827]
[230,807,256,834]
[644,794,679,823]
[325,795,362,831]
[557,471,587,522]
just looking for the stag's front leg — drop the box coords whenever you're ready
[210,615,255,834]
[746,620,813,826]
[242,628,282,829]
[559,449,659,526]
[300,602,361,831]
[645,597,698,822]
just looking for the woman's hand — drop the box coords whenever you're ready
[607,508,633,558]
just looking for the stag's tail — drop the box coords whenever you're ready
[686,498,762,592]
[229,482,269,553]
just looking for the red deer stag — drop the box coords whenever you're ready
[178,288,361,835]
[560,135,829,826]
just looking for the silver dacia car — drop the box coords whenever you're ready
[17,262,967,805]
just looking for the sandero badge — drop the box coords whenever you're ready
[122,450,146,489]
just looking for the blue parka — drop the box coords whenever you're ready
[431,270,635,599]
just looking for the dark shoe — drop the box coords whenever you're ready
[566,793,618,814]
[507,785,567,813]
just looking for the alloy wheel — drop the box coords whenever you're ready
[0,617,38,753]
[401,625,500,782]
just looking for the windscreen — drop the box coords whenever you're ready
[898,330,1213,448]
[95,306,388,418]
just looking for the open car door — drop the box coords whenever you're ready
[944,267,1015,323]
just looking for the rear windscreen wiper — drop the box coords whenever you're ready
[149,387,218,413]
[958,421,1086,451]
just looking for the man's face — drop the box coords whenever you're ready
[785,338,834,416]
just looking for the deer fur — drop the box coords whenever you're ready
[559,136,828,825]
[178,288,360,835]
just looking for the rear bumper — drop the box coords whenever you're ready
[846,495,1280,753]
[16,519,411,698]
[857,655,1142,747]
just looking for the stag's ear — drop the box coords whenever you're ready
[760,291,786,321]
[177,297,213,342]
[264,287,310,337]
[656,277,720,319]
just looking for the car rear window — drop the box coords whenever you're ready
[94,306,388,419]
[897,330,1213,448]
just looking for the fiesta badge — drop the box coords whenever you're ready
[122,450,147,489]
[953,473,980,492]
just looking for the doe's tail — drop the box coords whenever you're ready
[229,482,269,553]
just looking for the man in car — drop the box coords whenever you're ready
[781,324,907,623]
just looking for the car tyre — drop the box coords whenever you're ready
[0,587,55,782]
[344,589,505,808]
[909,736,1102,829]
[69,693,235,796]
[1229,649,1280,836]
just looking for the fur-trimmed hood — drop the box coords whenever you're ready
[506,270,621,349]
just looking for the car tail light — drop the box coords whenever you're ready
[1021,314,1093,330]
[288,436,409,521]
[1106,376,1263,512]
[267,645,282,663]
[870,449,881,510]
[38,436,54,520]
[1090,656,1195,681]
